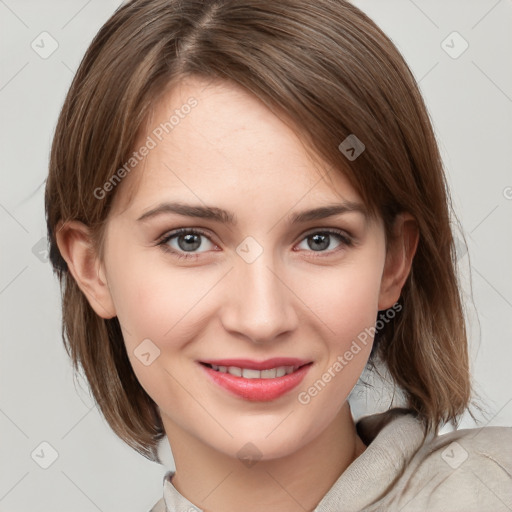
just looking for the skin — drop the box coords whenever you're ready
[57,76,418,512]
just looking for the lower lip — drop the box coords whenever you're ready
[200,363,312,401]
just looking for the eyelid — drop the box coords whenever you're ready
[299,227,353,243]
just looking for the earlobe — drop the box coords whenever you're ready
[55,220,116,319]
[378,213,419,310]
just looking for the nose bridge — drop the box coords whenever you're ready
[221,248,297,343]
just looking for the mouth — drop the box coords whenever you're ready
[198,358,313,401]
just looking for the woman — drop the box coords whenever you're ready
[45,0,512,510]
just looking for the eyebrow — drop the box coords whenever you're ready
[136,201,368,225]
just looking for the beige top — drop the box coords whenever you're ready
[149,409,512,511]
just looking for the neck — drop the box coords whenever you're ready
[164,402,365,512]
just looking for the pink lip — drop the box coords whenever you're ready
[198,358,313,402]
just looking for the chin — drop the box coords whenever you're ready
[217,417,329,463]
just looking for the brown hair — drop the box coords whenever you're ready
[45,0,471,461]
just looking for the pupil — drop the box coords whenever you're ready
[309,233,329,251]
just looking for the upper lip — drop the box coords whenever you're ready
[199,358,312,370]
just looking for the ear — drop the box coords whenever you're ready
[55,220,116,319]
[378,212,419,310]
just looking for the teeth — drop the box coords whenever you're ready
[261,368,277,378]
[242,368,261,379]
[209,364,298,378]
[228,366,242,377]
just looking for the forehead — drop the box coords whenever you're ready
[110,77,364,219]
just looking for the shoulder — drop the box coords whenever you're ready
[423,423,512,479]
[392,424,512,511]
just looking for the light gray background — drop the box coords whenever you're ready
[1,1,511,511]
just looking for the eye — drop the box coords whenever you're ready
[295,230,353,255]
[157,228,217,259]
[157,227,353,260]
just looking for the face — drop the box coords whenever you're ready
[96,77,395,461]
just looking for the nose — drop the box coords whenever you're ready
[219,253,298,345]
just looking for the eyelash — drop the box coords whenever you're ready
[156,227,354,260]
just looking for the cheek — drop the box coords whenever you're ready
[108,270,164,345]
[332,270,381,340]
[105,246,207,347]
[295,254,384,396]
[105,249,232,412]
[104,249,213,403]
[299,256,384,346]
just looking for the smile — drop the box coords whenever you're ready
[198,358,313,401]
[206,364,299,378]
